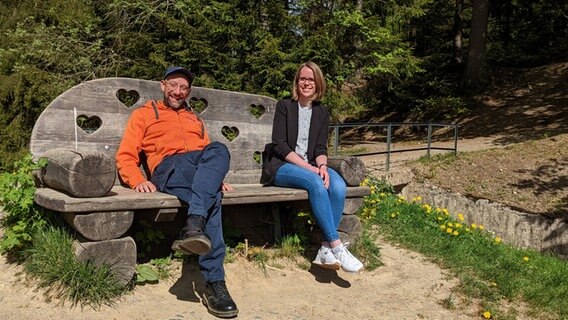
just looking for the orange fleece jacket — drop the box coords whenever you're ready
[116,100,210,188]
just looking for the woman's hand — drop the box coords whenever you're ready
[318,165,330,188]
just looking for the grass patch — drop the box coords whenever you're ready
[360,177,568,319]
[23,225,126,308]
[275,234,304,259]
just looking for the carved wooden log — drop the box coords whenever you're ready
[39,148,116,198]
[338,214,363,236]
[309,215,363,246]
[73,236,136,286]
[63,211,134,241]
[338,230,360,246]
[343,197,364,215]
[328,156,366,187]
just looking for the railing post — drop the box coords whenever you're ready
[333,125,339,156]
[386,123,392,172]
[453,124,458,155]
[427,122,432,158]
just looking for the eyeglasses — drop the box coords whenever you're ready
[163,80,190,93]
[298,77,315,84]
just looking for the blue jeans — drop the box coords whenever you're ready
[273,163,346,242]
[151,141,230,282]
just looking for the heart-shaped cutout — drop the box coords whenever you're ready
[189,97,209,113]
[253,151,261,164]
[76,114,102,134]
[221,126,239,142]
[116,89,140,108]
[249,104,266,119]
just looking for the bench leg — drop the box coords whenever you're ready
[73,236,137,286]
[271,204,282,242]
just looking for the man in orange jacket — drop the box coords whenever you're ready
[116,66,237,318]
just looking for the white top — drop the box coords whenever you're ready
[295,102,312,162]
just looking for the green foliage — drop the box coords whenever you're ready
[133,220,166,258]
[275,234,304,259]
[351,227,382,271]
[413,96,469,121]
[360,180,568,319]
[0,0,566,164]
[23,225,125,308]
[135,264,159,284]
[135,256,174,284]
[0,155,49,254]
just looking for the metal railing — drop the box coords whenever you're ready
[329,122,459,172]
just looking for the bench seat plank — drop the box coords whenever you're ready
[35,185,371,213]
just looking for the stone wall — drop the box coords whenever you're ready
[401,182,568,258]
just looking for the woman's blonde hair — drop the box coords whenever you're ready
[291,61,326,101]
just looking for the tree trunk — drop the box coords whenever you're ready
[453,0,464,65]
[463,0,490,90]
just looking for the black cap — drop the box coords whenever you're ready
[164,66,195,84]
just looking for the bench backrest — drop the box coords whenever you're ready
[30,78,277,184]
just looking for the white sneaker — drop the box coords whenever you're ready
[312,245,341,270]
[332,243,364,273]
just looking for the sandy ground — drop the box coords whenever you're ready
[0,238,482,320]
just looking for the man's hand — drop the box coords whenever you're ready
[135,181,157,192]
[222,182,234,191]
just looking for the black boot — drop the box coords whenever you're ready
[205,280,238,318]
[171,215,211,255]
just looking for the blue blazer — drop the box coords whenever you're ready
[260,98,330,185]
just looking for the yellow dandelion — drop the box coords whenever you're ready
[416,196,422,201]
[494,237,502,244]
[446,227,453,234]
[471,223,478,229]
[442,208,449,215]
[390,213,396,218]
[457,213,464,221]
[437,216,443,221]
[483,311,491,319]
[523,256,529,262]
[439,225,446,230]
[479,225,485,230]
[465,228,471,232]
[379,192,386,197]
[455,223,462,228]
[447,222,454,227]
[453,230,459,236]
[435,207,442,213]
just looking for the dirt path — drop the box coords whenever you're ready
[0,238,480,320]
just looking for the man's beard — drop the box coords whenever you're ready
[164,94,185,109]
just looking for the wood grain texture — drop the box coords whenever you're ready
[40,149,116,197]
[63,211,134,241]
[73,237,136,286]
[30,78,277,185]
[328,156,367,186]
[34,184,371,212]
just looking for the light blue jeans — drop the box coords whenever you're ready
[273,163,346,242]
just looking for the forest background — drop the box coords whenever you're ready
[0,0,566,170]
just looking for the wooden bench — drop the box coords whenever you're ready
[30,78,370,285]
